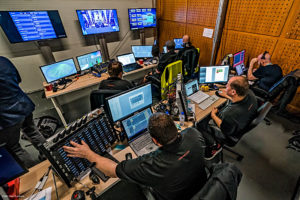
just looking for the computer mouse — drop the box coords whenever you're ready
[71,190,85,200]
[125,153,132,160]
[215,90,225,98]
[89,172,100,184]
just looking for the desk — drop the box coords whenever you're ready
[20,147,136,200]
[123,63,157,80]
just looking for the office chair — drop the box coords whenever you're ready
[222,101,273,161]
[181,47,200,82]
[90,89,123,111]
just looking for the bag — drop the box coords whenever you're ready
[34,116,59,139]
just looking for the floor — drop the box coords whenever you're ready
[20,111,300,200]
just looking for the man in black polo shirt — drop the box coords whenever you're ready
[64,113,207,200]
[248,51,283,91]
[197,76,257,160]
[99,61,133,91]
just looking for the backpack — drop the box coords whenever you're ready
[34,116,60,139]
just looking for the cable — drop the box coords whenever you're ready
[110,30,132,58]
[51,168,60,200]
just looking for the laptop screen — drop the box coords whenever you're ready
[107,84,152,122]
[163,46,167,53]
[233,50,245,68]
[174,38,183,49]
[131,46,153,58]
[122,108,152,140]
[117,53,136,66]
[185,80,199,96]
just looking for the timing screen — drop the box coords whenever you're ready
[0,146,26,185]
[199,66,229,84]
[122,108,152,140]
[9,11,57,41]
[77,9,119,35]
[128,8,156,30]
[117,54,136,66]
[132,46,153,58]
[41,59,77,83]
[174,38,183,49]
[77,51,102,71]
[108,84,152,122]
[185,80,199,96]
[233,50,245,67]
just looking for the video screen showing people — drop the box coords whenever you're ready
[199,66,229,84]
[77,51,103,71]
[40,59,77,83]
[107,84,152,122]
[76,9,120,35]
[128,8,156,30]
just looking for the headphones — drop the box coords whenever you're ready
[183,42,191,48]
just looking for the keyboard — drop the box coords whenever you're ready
[131,133,152,151]
[188,91,210,104]
[198,95,220,110]
[123,63,142,73]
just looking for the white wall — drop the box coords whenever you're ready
[0,0,155,93]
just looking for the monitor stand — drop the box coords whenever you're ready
[58,78,72,85]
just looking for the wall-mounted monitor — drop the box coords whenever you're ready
[40,58,77,83]
[0,10,67,43]
[76,9,120,35]
[128,8,156,30]
[76,50,102,71]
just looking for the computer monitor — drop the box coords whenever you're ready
[76,50,103,71]
[107,84,152,122]
[163,46,167,53]
[233,50,246,76]
[199,65,230,84]
[131,45,153,58]
[174,38,183,49]
[185,79,199,96]
[0,10,67,43]
[117,53,136,66]
[76,9,120,35]
[0,144,28,186]
[128,8,156,30]
[40,58,78,84]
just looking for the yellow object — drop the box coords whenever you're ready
[201,85,209,92]
[161,60,183,99]
[194,48,200,74]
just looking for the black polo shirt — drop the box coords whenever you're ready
[99,77,133,91]
[253,64,283,91]
[116,128,207,200]
[157,50,178,74]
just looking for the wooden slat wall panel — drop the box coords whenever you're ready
[160,0,187,23]
[224,0,294,36]
[187,0,219,26]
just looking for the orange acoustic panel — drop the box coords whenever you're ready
[187,0,219,27]
[160,0,187,23]
[286,9,300,40]
[224,0,294,36]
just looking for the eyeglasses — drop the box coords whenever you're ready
[261,51,269,60]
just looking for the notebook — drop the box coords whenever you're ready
[184,80,210,104]
[117,53,141,73]
[121,108,158,156]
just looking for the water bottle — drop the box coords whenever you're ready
[179,112,185,126]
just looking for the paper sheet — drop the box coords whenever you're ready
[25,187,52,200]
[203,28,214,38]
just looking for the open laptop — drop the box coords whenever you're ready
[185,79,209,104]
[233,50,246,76]
[117,53,142,73]
[121,107,158,156]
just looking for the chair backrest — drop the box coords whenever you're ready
[161,60,182,99]
[90,89,123,111]
[182,47,200,77]
[194,48,200,74]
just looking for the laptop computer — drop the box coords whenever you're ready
[233,50,247,76]
[185,79,209,104]
[121,107,158,156]
[174,38,184,50]
[117,53,142,73]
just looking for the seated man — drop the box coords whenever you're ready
[248,51,283,91]
[64,113,207,200]
[197,76,257,160]
[99,61,133,91]
[177,35,198,60]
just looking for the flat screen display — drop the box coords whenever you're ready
[185,79,199,96]
[174,38,183,49]
[131,45,153,58]
[76,9,120,35]
[40,58,77,83]
[76,50,103,71]
[107,84,152,122]
[117,53,136,66]
[128,8,156,30]
[199,65,230,84]
[0,10,67,43]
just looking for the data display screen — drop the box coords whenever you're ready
[174,38,183,49]
[0,10,66,43]
[107,84,152,122]
[128,8,156,30]
[76,9,119,35]
[131,45,153,58]
[77,51,102,71]
[117,53,136,66]
[40,58,77,83]
[199,65,229,84]
[185,80,199,96]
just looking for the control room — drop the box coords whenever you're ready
[0,0,299,200]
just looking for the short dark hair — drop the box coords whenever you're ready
[108,61,123,77]
[148,113,178,145]
[230,76,249,96]
[165,40,175,51]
